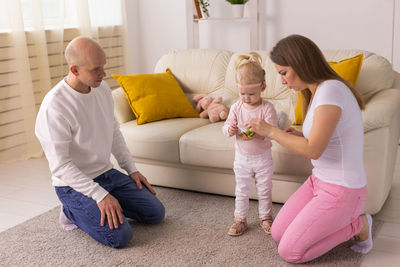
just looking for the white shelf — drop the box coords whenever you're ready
[186,0,259,50]
[194,17,250,22]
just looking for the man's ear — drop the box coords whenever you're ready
[70,65,79,76]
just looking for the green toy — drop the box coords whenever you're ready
[246,127,254,136]
[238,125,254,137]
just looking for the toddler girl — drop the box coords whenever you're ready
[222,52,277,236]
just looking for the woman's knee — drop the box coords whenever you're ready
[277,242,304,263]
[270,225,281,243]
[270,221,284,243]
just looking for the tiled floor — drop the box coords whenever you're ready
[0,157,59,232]
[0,147,399,266]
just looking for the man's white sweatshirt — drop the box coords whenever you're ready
[35,79,137,203]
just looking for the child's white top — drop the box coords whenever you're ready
[223,99,277,155]
[302,79,366,188]
[35,79,137,203]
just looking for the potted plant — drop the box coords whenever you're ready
[225,0,248,18]
[226,0,248,3]
[198,0,210,18]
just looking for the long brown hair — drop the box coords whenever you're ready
[270,34,365,110]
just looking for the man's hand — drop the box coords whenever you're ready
[98,193,124,229]
[130,171,156,195]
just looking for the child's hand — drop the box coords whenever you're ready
[240,133,255,141]
[237,125,255,140]
[228,124,238,136]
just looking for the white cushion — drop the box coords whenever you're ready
[180,122,313,176]
[223,51,297,124]
[180,122,235,168]
[112,87,135,124]
[120,118,209,163]
[154,49,233,97]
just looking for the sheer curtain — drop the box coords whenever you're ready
[0,0,128,164]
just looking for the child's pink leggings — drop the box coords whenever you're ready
[271,174,366,263]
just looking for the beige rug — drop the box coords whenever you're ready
[0,186,379,266]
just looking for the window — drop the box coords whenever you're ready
[0,0,122,32]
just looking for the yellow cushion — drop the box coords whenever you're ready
[112,69,199,125]
[293,54,363,125]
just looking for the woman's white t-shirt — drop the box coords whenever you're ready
[302,80,366,188]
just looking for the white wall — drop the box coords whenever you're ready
[124,0,187,73]
[125,0,400,74]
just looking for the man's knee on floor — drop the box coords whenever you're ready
[146,202,165,224]
[106,222,133,248]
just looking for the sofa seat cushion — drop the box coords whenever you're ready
[120,118,210,163]
[180,122,313,175]
[271,142,313,176]
[180,122,235,168]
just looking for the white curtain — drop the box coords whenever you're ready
[0,0,127,164]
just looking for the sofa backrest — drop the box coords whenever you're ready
[154,49,233,99]
[323,50,394,101]
[154,48,394,125]
[224,51,297,124]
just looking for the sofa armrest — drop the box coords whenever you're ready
[362,87,400,133]
[112,87,136,124]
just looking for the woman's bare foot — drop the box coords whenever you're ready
[354,214,369,242]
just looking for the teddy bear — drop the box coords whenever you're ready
[193,94,228,123]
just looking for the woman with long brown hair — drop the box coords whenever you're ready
[247,34,372,263]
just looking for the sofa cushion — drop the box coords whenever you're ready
[328,54,363,86]
[120,118,209,163]
[112,87,135,124]
[180,122,313,175]
[323,50,394,101]
[293,54,364,125]
[154,49,233,101]
[180,122,235,168]
[271,141,313,176]
[224,51,297,125]
[112,69,199,125]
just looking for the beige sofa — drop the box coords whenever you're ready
[112,49,400,215]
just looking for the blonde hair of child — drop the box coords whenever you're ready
[235,52,266,85]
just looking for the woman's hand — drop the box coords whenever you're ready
[246,118,274,138]
[285,127,303,137]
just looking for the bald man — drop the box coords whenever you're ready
[35,37,165,248]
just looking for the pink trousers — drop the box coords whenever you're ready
[271,174,366,263]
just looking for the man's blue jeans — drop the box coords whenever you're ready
[55,168,165,248]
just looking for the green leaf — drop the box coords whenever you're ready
[225,0,248,4]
